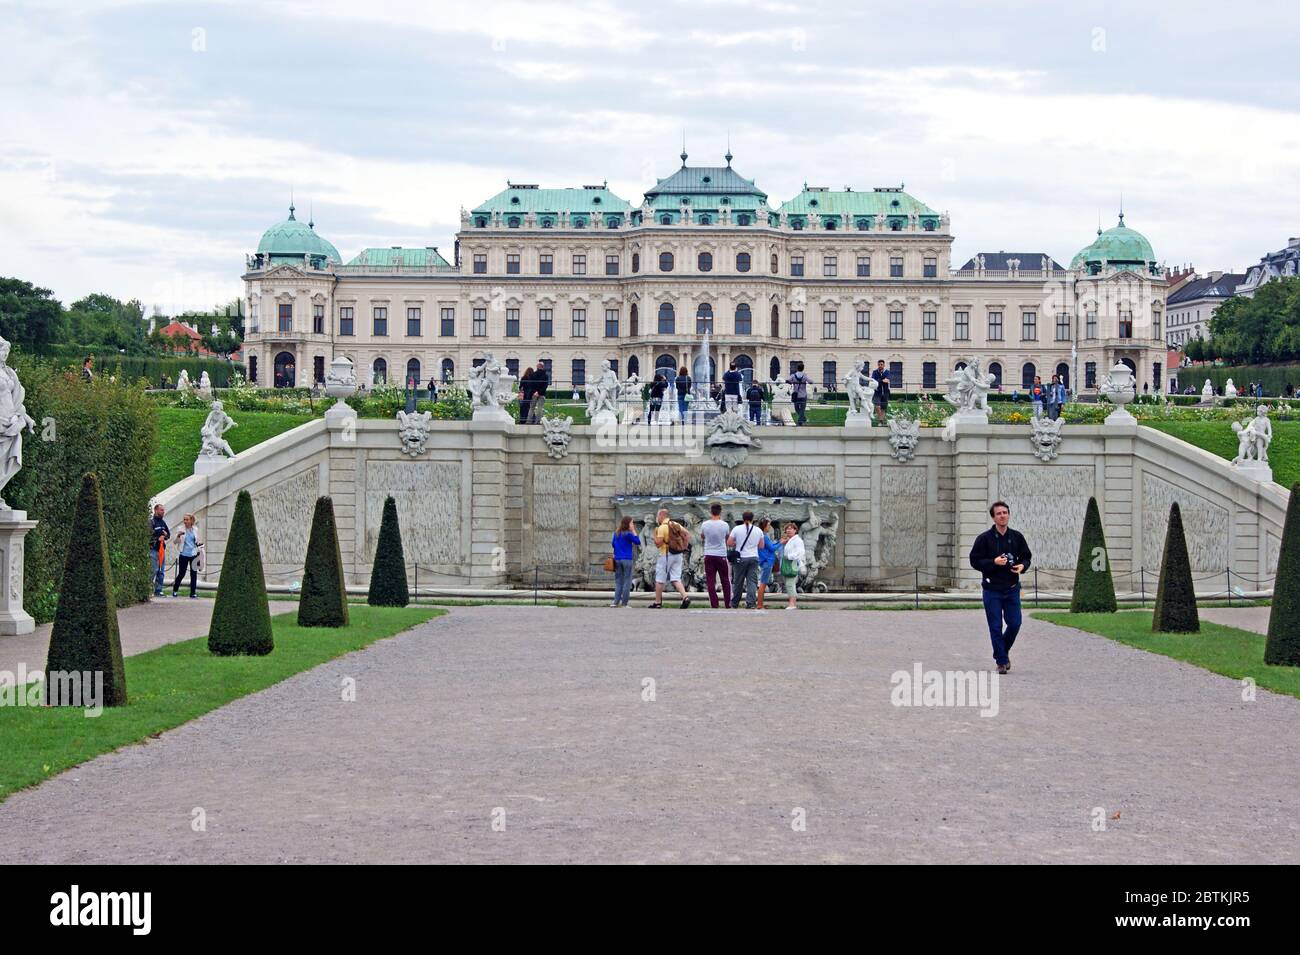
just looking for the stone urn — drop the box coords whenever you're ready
[324,355,359,427]
[1101,362,1136,425]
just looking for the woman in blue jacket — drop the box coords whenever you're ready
[611,516,640,607]
[756,517,780,609]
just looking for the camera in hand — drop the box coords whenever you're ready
[1000,553,1019,568]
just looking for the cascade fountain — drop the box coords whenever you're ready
[687,331,719,423]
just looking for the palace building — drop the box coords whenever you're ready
[242,150,1168,396]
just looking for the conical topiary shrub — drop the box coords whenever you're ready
[367,496,410,607]
[1152,501,1199,633]
[1070,496,1117,613]
[45,473,127,707]
[1264,481,1300,666]
[208,489,274,655]
[298,496,349,627]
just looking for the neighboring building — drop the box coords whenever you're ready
[1165,271,1245,347]
[242,152,1168,396]
[1237,237,1300,297]
[154,318,242,360]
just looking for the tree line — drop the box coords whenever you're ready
[1184,275,1300,365]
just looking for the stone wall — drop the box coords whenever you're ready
[155,415,1290,594]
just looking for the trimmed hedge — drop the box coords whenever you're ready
[7,358,158,623]
[1264,482,1300,666]
[298,496,349,627]
[30,348,244,388]
[208,490,274,656]
[367,496,410,607]
[1152,501,1200,633]
[1070,497,1117,613]
[44,473,127,707]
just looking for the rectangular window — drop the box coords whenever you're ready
[822,310,837,339]
[571,308,586,337]
[538,308,553,338]
[312,304,324,334]
[988,311,1003,341]
[440,307,454,337]
[954,310,969,341]
[856,255,871,277]
[539,254,553,275]
[572,359,586,387]
[339,306,354,336]
[790,310,804,340]
[1055,312,1071,341]
[1085,361,1097,389]
[473,253,486,274]
[1153,310,1162,340]
[605,308,619,338]
[855,310,870,340]
[506,253,520,275]
[922,361,937,389]
[506,308,520,337]
[1119,311,1133,338]
[889,310,903,340]
[735,308,752,335]
[605,254,619,276]
[249,300,259,333]
[1086,311,1098,339]
[822,361,837,391]
[923,310,937,341]
[1021,311,1037,341]
[372,306,388,336]
[278,303,292,333]
[791,255,804,277]
[890,256,904,277]
[506,358,519,379]
[823,255,837,277]
[406,306,421,337]
[923,256,937,278]
[572,254,586,275]
[472,308,487,336]
[889,361,903,390]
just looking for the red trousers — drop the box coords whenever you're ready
[704,555,732,609]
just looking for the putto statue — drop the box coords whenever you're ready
[466,352,517,416]
[944,359,995,415]
[541,414,573,459]
[618,373,644,424]
[1231,405,1273,469]
[887,413,920,462]
[844,361,878,418]
[197,370,213,396]
[1029,413,1064,462]
[175,369,192,393]
[705,409,763,468]
[0,335,37,510]
[584,360,621,425]
[396,408,433,456]
[1201,378,1214,400]
[768,376,795,425]
[1224,378,1239,398]
[199,400,238,458]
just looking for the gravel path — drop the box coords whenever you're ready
[1199,606,1272,635]
[3,606,1297,864]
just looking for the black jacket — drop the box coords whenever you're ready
[969,525,1032,590]
[531,368,549,397]
[871,367,891,400]
[150,515,170,552]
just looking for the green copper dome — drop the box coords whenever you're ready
[257,205,341,265]
[1071,214,1156,272]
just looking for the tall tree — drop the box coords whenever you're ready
[1152,502,1200,633]
[0,277,66,348]
[1070,497,1117,613]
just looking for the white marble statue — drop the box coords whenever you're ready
[1202,378,1214,400]
[844,361,878,417]
[618,373,644,424]
[396,408,433,456]
[768,376,795,425]
[1231,405,1273,467]
[199,400,238,458]
[176,369,192,393]
[0,336,37,510]
[944,359,994,414]
[466,352,516,410]
[584,360,621,422]
[1224,378,1238,398]
[197,370,213,395]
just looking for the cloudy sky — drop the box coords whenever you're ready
[3,0,1298,314]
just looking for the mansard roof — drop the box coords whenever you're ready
[472,184,631,216]
[346,247,454,269]
[779,185,936,218]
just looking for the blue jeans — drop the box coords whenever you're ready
[152,549,165,594]
[613,559,634,605]
[678,396,689,420]
[982,585,1022,665]
[1032,400,1043,417]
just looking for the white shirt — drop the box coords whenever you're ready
[781,535,806,569]
[730,522,762,560]
[699,519,731,558]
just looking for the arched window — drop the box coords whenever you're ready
[657,302,675,334]
[407,357,421,388]
[372,357,388,385]
[628,355,640,378]
[660,214,672,225]
[698,215,711,225]
[769,356,781,380]
[631,252,640,273]
[475,217,487,228]
[736,252,751,272]
[1056,362,1070,390]
[696,303,713,334]
[572,217,586,228]
[955,361,967,371]
[698,252,713,272]
[606,217,620,229]
[1022,362,1036,389]
[629,303,638,336]
[248,354,258,384]
[855,218,869,231]
[440,358,454,382]
[737,214,751,226]
[655,354,677,379]
[507,216,520,228]
[734,354,754,388]
[792,218,804,230]
[540,218,553,228]
[770,304,780,338]
[771,252,779,273]
[824,218,837,230]
[923,219,936,231]
[273,351,295,388]
[988,362,1003,387]
[1120,357,1136,374]
[659,251,674,272]
[735,303,752,335]
[889,219,902,231]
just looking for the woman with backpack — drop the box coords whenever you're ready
[779,522,805,610]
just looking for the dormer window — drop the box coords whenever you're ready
[573,217,586,228]
[541,218,553,228]
[511,196,521,204]
[702,175,712,184]
[737,214,750,226]
[856,218,869,230]
[508,217,520,228]
[475,217,487,228]
[698,215,711,225]
[890,199,900,208]
[660,214,672,225]
[809,199,819,208]
[720,197,730,205]
[592,196,602,204]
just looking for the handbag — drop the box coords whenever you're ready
[780,555,797,577]
[728,525,754,563]
[603,554,615,573]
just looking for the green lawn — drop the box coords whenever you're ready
[1141,420,1300,489]
[0,604,442,801]
[1035,609,1300,699]
[153,407,316,494]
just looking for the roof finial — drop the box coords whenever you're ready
[308,201,314,230]
[681,130,688,167]
[1118,191,1125,225]
[289,188,296,220]
[725,130,732,167]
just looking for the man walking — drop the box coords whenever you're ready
[722,362,743,413]
[785,362,811,426]
[968,501,1032,674]
[527,360,549,424]
[727,510,764,609]
[149,503,170,597]
[871,359,891,423]
[650,507,692,609]
[699,503,732,609]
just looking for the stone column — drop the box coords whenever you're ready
[0,510,37,635]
